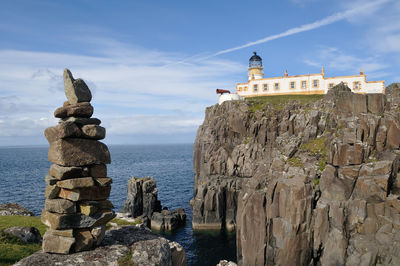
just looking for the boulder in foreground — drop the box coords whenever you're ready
[15,226,187,266]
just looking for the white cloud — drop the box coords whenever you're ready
[0,41,243,143]
[338,0,400,57]
[304,46,389,78]
[106,114,203,135]
[181,0,391,62]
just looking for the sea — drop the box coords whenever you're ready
[0,144,236,266]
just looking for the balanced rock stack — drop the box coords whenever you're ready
[41,69,115,254]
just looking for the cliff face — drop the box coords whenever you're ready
[192,83,400,265]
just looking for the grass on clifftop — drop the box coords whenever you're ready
[0,215,47,266]
[247,94,324,112]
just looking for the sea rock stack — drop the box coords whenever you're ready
[122,177,186,231]
[41,69,114,254]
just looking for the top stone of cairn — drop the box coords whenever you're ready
[63,69,92,104]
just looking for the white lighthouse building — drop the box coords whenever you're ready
[236,52,385,97]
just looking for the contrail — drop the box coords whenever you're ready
[166,0,389,66]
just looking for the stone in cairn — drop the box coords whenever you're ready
[41,69,115,254]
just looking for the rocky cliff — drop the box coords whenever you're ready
[192,83,400,265]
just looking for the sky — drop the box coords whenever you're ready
[0,0,399,146]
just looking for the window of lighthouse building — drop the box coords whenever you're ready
[263,84,268,91]
[354,81,360,90]
[274,83,280,90]
[290,81,295,89]
[313,80,319,88]
[301,81,307,89]
[253,84,258,92]
[329,83,334,89]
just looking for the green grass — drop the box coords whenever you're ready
[108,217,142,227]
[313,178,320,187]
[300,137,326,156]
[300,137,327,172]
[287,157,304,168]
[317,159,326,172]
[247,94,324,112]
[0,215,47,266]
[0,216,47,235]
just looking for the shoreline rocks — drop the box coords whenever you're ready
[151,208,186,231]
[0,203,34,216]
[41,69,114,254]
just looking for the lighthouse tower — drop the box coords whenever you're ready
[248,52,264,81]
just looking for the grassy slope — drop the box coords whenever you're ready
[0,216,47,265]
[0,215,141,265]
[246,94,324,112]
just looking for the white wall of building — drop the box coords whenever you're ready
[218,93,244,105]
[236,73,385,97]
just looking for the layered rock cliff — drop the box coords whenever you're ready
[192,83,400,265]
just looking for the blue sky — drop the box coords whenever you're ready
[0,0,399,146]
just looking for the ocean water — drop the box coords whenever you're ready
[0,144,236,265]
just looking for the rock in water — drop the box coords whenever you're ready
[63,68,92,104]
[122,177,161,219]
[121,177,186,231]
[41,69,114,254]
[151,208,186,231]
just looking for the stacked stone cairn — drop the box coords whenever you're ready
[41,69,115,254]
